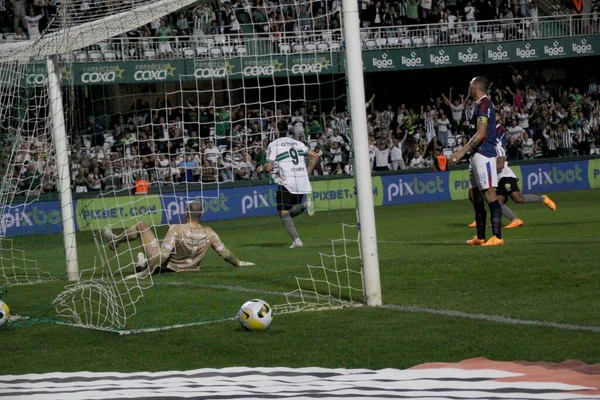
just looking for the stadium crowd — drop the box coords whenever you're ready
[7,69,600,196]
[2,0,599,195]
[1,0,594,43]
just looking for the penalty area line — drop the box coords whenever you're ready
[381,304,600,333]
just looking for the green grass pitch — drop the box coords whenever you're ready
[1,189,599,374]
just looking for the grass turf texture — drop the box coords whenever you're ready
[1,189,599,373]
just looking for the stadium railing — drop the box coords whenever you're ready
[30,13,598,62]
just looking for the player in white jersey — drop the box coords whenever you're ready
[265,121,320,248]
[469,131,556,229]
[103,201,254,278]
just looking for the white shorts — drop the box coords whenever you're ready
[159,43,172,54]
[468,152,498,191]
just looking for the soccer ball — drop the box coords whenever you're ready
[0,300,9,327]
[238,299,273,331]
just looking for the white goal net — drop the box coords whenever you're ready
[0,0,365,331]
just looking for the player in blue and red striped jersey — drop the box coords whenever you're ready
[448,76,504,246]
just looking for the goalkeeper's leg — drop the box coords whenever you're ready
[104,222,163,273]
[103,222,158,257]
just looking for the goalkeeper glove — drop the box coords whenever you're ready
[238,261,255,267]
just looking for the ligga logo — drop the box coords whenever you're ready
[458,47,479,63]
[372,53,395,69]
[430,49,451,66]
[544,41,566,57]
[401,51,423,68]
[487,45,509,61]
[572,38,593,54]
[516,43,537,59]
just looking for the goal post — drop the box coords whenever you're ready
[46,56,79,282]
[342,0,382,306]
[0,0,383,331]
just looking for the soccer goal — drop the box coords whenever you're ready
[0,0,380,332]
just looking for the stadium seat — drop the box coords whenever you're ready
[412,37,424,46]
[360,31,369,41]
[144,49,157,59]
[321,31,332,43]
[424,36,436,46]
[364,39,376,49]
[443,148,453,158]
[446,136,456,147]
[304,42,316,51]
[196,45,209,56]
[88,50,102,61]
[292,43,304,52]
[103,50,117,61]
[387,37,400,46]
[472,32,482,41]
[317,42,328,51]
[279,43,291,54]
[182,47,195,58]
[222,45,234,56]
[210,47,222,57]
[495,32,505,41]
[235,45,247,55]
[401,37,412,47]
[328,42,341,51]
[482,32,493,41]
[375,37,387,47]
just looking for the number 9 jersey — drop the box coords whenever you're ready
[266,138,312,194]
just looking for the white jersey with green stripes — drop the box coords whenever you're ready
[266,137,312,194]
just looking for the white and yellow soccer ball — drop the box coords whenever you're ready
[238,299,273,331]
[0,300,9,327]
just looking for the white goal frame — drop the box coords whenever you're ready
[342,0,382,306]
[2,0,382,306]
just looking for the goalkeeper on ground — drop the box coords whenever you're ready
[102,201,254,278]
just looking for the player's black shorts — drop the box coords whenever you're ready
[276,185,305,212]
[496,177,520,199]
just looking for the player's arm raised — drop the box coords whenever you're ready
[448,115,488,166]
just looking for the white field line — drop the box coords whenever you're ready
[380,304,600,333]
[379,237,597,245]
